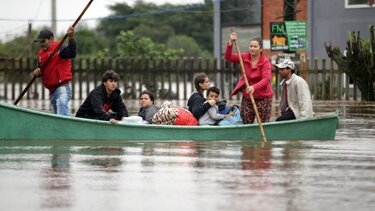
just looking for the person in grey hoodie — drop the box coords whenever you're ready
[138,90,160,123]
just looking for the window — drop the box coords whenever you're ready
[221,0,261,26]
[345,0,374,8]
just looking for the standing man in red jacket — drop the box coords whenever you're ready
[33,26,76,116]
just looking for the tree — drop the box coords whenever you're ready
[0,27,106,57]
[133,24,175,43]
[0,34,38,57]
[74,28,107,56]
[167,35,212,58]
[98,31,184,58]
[325,25,375,101]
[96,1,213,55]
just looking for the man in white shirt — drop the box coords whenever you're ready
[275,58,313,121]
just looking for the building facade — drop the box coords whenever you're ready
[218,0,374,63]
[308,0,375,60]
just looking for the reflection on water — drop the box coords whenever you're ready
[81,147,124,170]
[40,146,72,209]
[0,101,375,211]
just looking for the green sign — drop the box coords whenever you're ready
[270,21,307,51]
[285,21,307,51]
[270,22,288,51]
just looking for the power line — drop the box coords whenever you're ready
[0,23,29,35]
[0,5,251,23]
[33,0,45,20]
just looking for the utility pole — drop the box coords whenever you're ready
[213,0,221,87]
[284,0,296,21]
[284,0,296,56]
[27,21,32,57]
[283,0,297,65]
[51,0,57,34]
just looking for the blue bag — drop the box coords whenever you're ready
[218,106,243,126]
[217,100,230,115]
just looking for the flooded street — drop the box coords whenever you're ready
[0,101,374,211]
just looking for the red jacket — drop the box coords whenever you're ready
[174,108,199,126]
[225,44,273,99]
[38,41,72,92]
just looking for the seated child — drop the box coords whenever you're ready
[199,87,234,125]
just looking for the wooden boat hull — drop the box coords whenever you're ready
[0,103,339,141]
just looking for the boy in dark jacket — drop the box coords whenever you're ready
[75,70,129,124]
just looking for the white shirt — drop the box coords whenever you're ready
[280,74,313,119]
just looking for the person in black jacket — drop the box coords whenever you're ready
[75,70,129,124]
[187,73,216,120]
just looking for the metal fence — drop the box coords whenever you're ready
[0,57,361,103]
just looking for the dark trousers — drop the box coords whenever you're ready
[276,109,296,121]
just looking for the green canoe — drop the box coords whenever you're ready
[0,103,339,141]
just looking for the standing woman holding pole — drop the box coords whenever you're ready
[225,32,273,124]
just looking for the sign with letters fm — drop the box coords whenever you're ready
[270,21,307,51]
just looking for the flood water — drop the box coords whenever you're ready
[0,101,374,211]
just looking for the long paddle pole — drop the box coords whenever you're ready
[14,0,94,105]
[231,35,267,143]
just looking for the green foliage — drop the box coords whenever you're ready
[96,1,213,54]
[134,24,175,43]
[326,25,375,101]
[0,1,218,58]
[167,35,212,58]
[98,31,184,58]
[0,33,39,57]
[0,27,107,58]
[0,42,6,57]
[74,28,107,57]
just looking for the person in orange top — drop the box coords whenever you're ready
[225,32,273,124]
